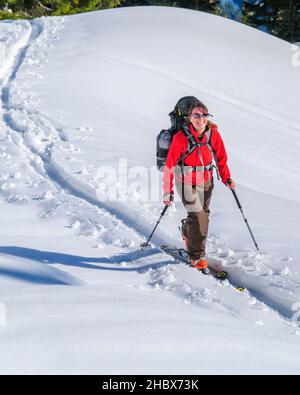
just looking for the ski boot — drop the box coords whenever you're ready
[190,258,210,275]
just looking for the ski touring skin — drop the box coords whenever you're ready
[160,244,245,292]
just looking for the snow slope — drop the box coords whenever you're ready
[0,6,300,374]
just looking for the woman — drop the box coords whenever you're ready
[163,100,236,271]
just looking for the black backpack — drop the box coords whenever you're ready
[156,96,198,170]
[156,96,219,177]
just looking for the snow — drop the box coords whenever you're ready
[0,6,300,374]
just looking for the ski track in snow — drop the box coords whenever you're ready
[0,17,299,330]
[0,18,144,252]
[97,52,300,133]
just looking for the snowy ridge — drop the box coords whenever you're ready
[0,7,300,374]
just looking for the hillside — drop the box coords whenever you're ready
[0,6,300,374]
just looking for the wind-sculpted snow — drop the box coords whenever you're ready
[0,8,300,374]
[0,248,82,285]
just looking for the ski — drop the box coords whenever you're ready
[160,244,245,291]
[160,244,228,280]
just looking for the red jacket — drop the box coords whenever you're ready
[163,123,231,195]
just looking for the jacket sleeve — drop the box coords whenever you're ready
[210,129,231,185]
[163,133,185,195]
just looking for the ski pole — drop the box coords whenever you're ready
[140,204,169,249]
[230,188,260,252]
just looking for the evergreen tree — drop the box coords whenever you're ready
[276,0,300,42]
[243,0,300,42]
[2,0,122,16]
[1,0,298,43]
[176,0,220,12]
[121,0,150,6]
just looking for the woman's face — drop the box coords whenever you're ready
[188,106,209,133]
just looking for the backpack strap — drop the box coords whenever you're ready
[202,127,220,180]
[177,124,220,180]
[177,123,198,164]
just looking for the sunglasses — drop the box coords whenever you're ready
[191,113,212,119]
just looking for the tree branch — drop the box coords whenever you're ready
[37,1,53,12]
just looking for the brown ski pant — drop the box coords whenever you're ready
[175,178,214,260]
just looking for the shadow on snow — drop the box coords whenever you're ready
[0,245,171,285]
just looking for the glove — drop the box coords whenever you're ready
[226,178,236,190]
[163,192,174,206]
